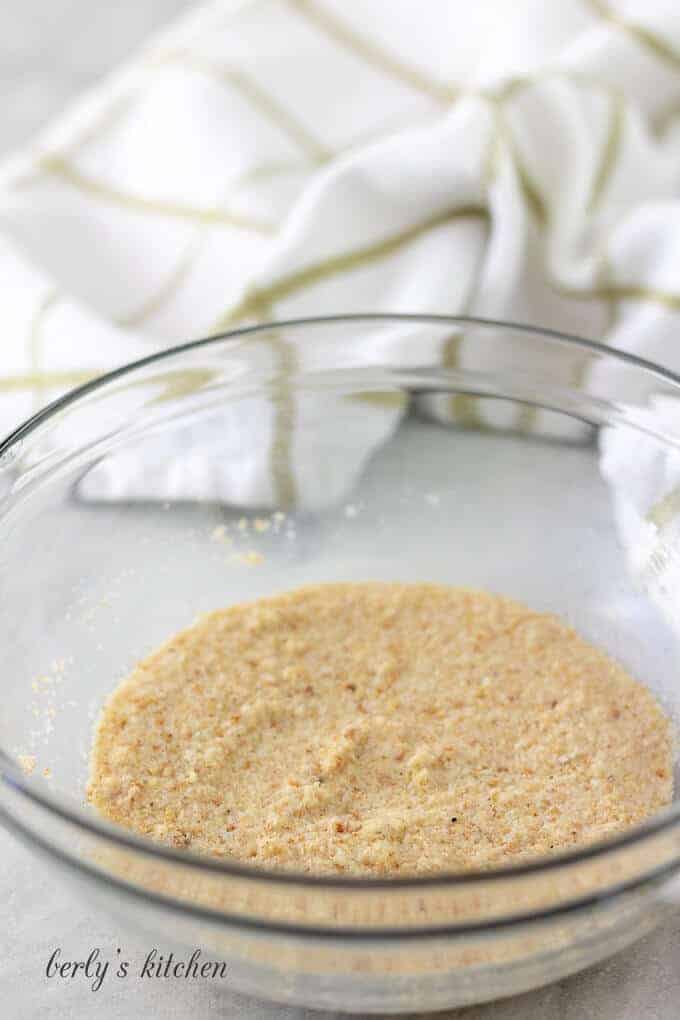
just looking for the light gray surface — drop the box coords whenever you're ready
[0,0,190,157]
[2,2,680,1018]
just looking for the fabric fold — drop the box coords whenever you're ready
[1,0,680,507]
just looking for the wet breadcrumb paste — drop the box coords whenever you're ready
[88,583,673,875]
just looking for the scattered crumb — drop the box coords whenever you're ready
[17,754,36,775]
[42,767,52,779]
[232,550,264,566]
[254,518,271,533]
[210,525,232,545]
[88,583,673,877]
[237,518,249,532]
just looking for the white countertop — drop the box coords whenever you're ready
[2,2,680,1016]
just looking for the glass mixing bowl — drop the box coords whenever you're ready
[2,314,680,1013]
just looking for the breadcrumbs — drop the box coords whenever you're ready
[88,583,673,875]
[17,754,36,776]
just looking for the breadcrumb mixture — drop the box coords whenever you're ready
[88,583,673,875]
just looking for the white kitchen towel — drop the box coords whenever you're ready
[2,0,680,507]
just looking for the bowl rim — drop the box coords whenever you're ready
[2,311,680,901]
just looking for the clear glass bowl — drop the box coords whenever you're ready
[2,314,680,1013]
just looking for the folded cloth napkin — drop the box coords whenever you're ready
[2,0,680,508]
